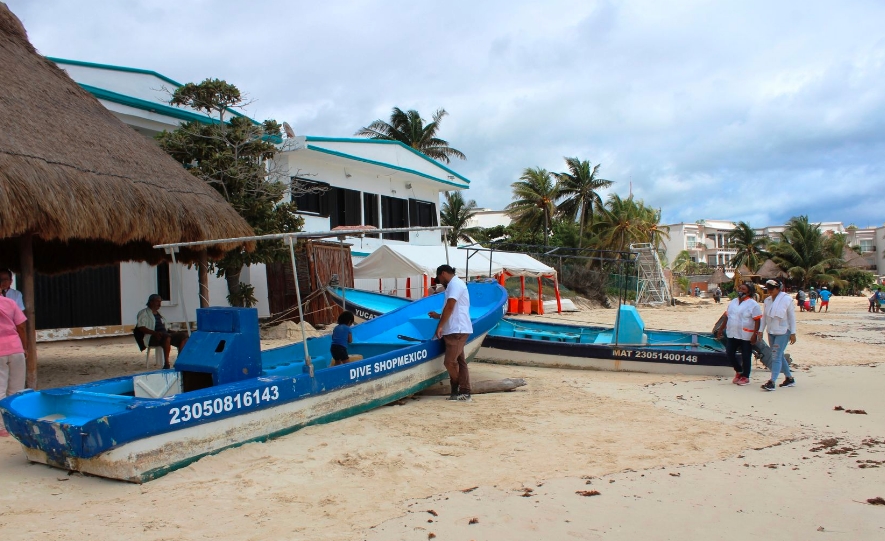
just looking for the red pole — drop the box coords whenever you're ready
[379,278,382,293]
[553,274,562,313]
[406,277,411,299]
[423,274,429,297]
[537,276,544,315]
[520,276,525,299]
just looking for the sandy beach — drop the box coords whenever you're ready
[1,296,883,540]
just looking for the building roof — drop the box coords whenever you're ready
[300,137,471,189]
[0,5,253,273]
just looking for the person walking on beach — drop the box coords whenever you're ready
[714,286,722,304]
[870,288,881,313]
[818,286,832,313]
[0,295,28,437]
[796,288,806,312]
[428,264,473,402]
[759,279,797,391]
[716,282,761,386]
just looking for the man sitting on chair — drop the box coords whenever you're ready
[135,294,188,369]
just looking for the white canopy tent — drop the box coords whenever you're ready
[353,244,562,312]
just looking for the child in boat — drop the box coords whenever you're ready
[331,311,355,366]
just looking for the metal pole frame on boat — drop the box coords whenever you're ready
[287,236,314,377]
[337,235,347,310]
[165,247,192,337]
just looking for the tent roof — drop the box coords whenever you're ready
[0,4,254,273]
[353,245,555,280]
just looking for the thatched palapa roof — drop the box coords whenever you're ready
[0,3,253,273]
[842,247,872,269]
[756,259,788,279]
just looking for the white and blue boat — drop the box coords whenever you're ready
[0,282,507,482]
[327,286,730,376]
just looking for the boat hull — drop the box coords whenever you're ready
[21,333,488,482]
[478,334,732,376]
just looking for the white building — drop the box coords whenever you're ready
[465,209,512,230]
[662,218,884,276]
[37,58,470,340]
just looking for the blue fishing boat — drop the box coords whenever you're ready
[0,282,507,483]
[326,286,730,376]
[325,286,411,321]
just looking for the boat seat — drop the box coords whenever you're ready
[514,329,580,343]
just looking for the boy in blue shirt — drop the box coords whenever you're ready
[331,311,356,366]
[818,286,832,313]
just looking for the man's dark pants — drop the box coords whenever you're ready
[443,333,471,394]
[726,337,752,378]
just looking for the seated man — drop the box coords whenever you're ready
[134,294,188,369]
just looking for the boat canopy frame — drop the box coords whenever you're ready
[155,225,453,376]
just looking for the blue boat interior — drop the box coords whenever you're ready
[329,287,412,314]
[0,283,507,427]
[491,306,724,351]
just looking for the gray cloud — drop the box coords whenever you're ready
[9,0,885,228]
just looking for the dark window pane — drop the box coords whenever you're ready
[157,262,171,301]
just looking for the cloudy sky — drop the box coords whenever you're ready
[8,0,885,228]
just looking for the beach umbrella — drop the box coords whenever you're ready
[0,4,254,387]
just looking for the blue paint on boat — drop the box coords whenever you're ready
[0,283,507,479]
[325,287,411,320]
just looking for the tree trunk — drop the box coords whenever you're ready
[419,378,527,396]
[20,234,37,389]
[544,211,549,248]
[578,202,586,249]
[224,266,243,307]
[198,250,210,308]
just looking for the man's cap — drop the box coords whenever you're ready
[435,264,455,278]
[146,294,162,305]
[822,286,827,290]
[810,286,815,289]
[764,279,781,289]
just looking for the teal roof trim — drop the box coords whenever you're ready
[48,57,184,87]
[79,84,222,125]
[351,251,372,258]
[305,144,469,190]
[50,57,256,124]
[305,136,470,185]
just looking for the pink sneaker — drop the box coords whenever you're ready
[732,373,741,384]
[736,377,750,386]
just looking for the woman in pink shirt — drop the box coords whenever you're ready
[0,295,28,437]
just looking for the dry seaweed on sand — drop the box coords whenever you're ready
[576,490,601,497]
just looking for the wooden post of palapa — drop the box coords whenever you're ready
[20,233,37,389]
[198,250,209,308]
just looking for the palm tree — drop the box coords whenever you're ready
[590,194,669,254]
[554,157,612,247]
[506,167,558,247]
[439,191,479,246]
[671,250,693,273]
[727,221,770,272]
[769,216,843,288]
[355,107,466,164]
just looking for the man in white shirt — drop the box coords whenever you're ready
[759,279,797,391]
[429,264,473,402]
[0,269,25,311]
[716,282,762,386]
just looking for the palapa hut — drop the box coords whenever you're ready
[756,259,788,280]
[0,3,254,387]
[842,247,872,269]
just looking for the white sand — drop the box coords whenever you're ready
[1,296,883,540]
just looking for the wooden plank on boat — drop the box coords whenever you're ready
[418,378,527,395]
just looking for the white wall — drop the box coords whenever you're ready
[120,261,270,328]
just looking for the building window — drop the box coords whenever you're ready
[329,187,362,228]
[381,196,408,241]
[860,240,875,253]
[157,262,171,301]
[686,235,697,249]
[291,177,330,215]
[409,199,437,228]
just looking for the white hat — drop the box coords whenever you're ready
[822,286,827,290]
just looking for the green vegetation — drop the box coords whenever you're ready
[727,221,770,272]
[439,191,479,246]
[355,107,465,164]
[156,79,302,306]
[505,167,559,247]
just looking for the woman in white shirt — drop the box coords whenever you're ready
[716,282,762,386]
[759,279,797,391]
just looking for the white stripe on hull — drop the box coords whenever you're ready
[23,333,488,482]
[476,346,732,377]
